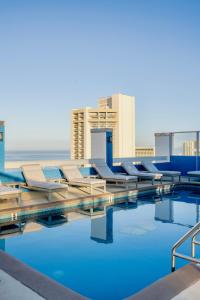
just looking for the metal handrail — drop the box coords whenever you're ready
[192,229,200,258]
[171,221,200,272]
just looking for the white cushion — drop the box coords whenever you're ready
[28,180,67,190]
[60,165,83,181]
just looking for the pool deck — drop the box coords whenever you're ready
[0,180,174,224]
[0,177,198,223]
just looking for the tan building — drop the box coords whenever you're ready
[71,93,135,159]
[183,140,197,156]
[135,147,155,157]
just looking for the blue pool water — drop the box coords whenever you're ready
[2,191,200,299]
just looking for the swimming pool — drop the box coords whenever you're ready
[1,190,200,299]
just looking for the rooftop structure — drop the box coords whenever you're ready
[135,147,155,157]
[155,130,200,157]
[71,93,135,159]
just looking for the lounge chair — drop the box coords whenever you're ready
[142,161,181,182]
[60,165,106,194]
[93,161,138,189]
[21,164,68,200]
[187,171,200,182]
[121,161,162,185]
[0,182,21,204]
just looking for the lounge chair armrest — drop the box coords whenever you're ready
[83,175,99,179]
[3,182,22,188]
[47,178,65,184]
[115,172,127,175]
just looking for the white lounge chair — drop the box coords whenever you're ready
[121,161,162,185]
[21,164,68,201]
[142,161,181,182]
[60,165,106,194]
[0,182,21,204]
[187,171,200,181]
[93,161,138,189]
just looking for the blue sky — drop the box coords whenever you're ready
[0,0,200,150]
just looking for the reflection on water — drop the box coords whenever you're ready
[36,214,68,228]
[155,199,174,223]
[1,191,200,246]
[155,192,200,227]
[1,191,200,243]
[0,239,5,251]
[1,190,200,300]
[91,208,113,243]
[119,222,157,236]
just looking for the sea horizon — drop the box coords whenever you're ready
[5,150,71,161]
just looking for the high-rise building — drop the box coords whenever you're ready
[183,140,197,156]
[135,147,155,157]
[71,93,135,159]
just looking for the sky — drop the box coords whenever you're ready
[0,0,200,151]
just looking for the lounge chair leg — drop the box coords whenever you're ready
[48,193,52,201]
[17,195,21,205]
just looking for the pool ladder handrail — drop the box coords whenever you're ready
[171,221,200,272]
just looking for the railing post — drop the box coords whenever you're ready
[171,253,176,272]
[171,222,200,272]
[196,131,199,171]
[170,133,174,157]
[191,237,195,258]
[196,201,199,223]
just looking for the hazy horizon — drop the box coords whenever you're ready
[5,149,71,161]
[1,0,200,151]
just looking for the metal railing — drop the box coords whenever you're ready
[171,221,200,272]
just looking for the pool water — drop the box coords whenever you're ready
[2,191,200,299]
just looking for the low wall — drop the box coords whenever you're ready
[170,156,200,175]
[1,156,196,184]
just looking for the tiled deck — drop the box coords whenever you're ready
[0,177,197,225]
[0,181,173,222]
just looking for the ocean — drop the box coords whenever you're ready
[5,150,71,161]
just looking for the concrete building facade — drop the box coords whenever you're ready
[183,140,197,156]
[135,147,155,157]
[71,93,135,159]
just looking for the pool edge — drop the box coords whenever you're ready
[126,263,200,300]
[0,250,88,300]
